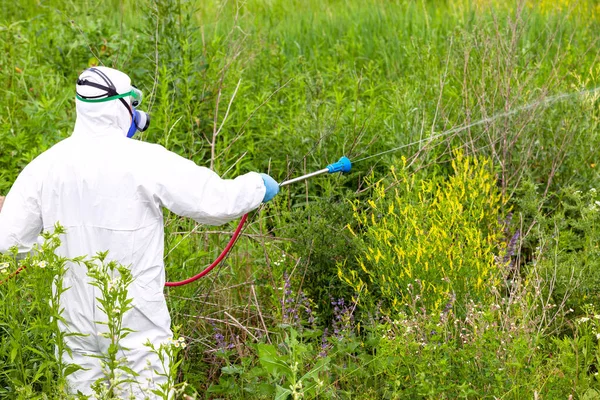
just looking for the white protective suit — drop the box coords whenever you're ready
[0,67,266,398]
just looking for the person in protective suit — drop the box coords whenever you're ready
[0,66,279,398]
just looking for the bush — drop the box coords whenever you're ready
[284,199,360,322]
[341,152,507,317]
[515,183,600,317]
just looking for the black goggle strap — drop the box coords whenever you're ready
[88,67,114,90]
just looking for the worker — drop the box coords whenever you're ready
[0,66,279,398]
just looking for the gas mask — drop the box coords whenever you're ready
[76,67,150,138]
[127,106,150,138]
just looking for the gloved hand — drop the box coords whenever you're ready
[260,173,279,203]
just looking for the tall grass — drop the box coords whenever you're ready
[1,0,600,397]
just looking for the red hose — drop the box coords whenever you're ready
[165,213,248,287]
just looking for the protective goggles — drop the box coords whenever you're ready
[76,86,142,107]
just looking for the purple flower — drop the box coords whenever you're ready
[281,272,299,324]
[280,272,317,327]
[319,328,330,358]
[440,292,456,322]
[507,231,520,258]
[330,297,356,340]
[212,324,232,353]
[500,230,521,267]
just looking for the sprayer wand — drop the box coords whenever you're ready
[164,156,353,287]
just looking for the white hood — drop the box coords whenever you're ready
[73,66,133,138]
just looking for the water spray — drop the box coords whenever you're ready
[167,86,600,286]
[353,86,600,164]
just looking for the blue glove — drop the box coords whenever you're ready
[260,173,279,203]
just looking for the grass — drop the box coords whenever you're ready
[2,0,600,398]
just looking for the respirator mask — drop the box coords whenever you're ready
[75,67,150,138]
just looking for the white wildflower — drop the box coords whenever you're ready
[38,261,47,268]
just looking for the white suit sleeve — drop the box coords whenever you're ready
[0,165,43,253]
[148,145,266,226]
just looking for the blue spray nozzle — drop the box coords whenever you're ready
[326,156,352,174]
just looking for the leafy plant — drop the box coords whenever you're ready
[341,152,507,317]
[0,226,74,398]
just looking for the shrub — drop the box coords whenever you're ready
[284,199,360,322]
[516,183,600,317]
[340,152,507,317]
[0,226,72,398]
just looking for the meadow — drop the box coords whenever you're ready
[2,0,600,398]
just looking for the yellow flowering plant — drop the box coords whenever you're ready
[340,151,508,317]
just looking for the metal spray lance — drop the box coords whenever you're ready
[164,156,353,287]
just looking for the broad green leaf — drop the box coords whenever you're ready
[275,385,292,400]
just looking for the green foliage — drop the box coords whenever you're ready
[0,228,191,399]
[210,328,333,399]
[208,310,373,399]
[84,253,136,398]
[515,183,600,315]
[361,301,571,399]
[284,199,359,321]
[549,305,600,399]
[2,0,600,398]
[0,226,72,398]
